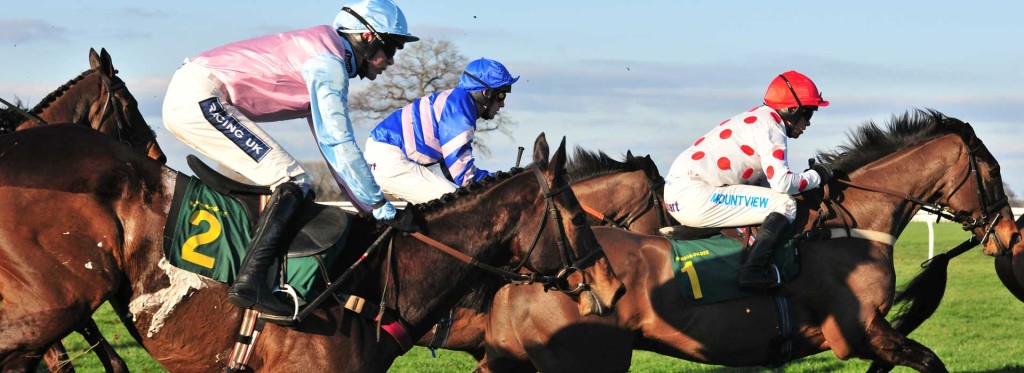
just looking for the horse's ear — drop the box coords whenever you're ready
[98,48,114,77]
[532,132,549,168]
[89,48,101,69]
[625,150,635,161]
[549,136,568,177]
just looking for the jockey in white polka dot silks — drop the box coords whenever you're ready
[363,58,518,203]
[662,71,834,292]
[161,0,422,324]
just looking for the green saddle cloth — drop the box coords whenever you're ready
[669,234,799,305]
[164,177,328,300]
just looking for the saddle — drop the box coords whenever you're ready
[186,154,349,258]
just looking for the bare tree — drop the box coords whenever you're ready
[1004,181,1022,207]
[349,37,515,156]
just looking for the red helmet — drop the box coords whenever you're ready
[764,71,829,110]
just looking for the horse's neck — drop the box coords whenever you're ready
[576,170,650,222]
[18,76,96,130]
[836,135,968,237]
[387,181,535,337]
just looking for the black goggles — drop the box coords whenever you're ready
[799,106,817,120]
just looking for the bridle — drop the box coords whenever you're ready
[0,69,156,157]
[410,164,607,295]
[817,131,1011,253]
[580,168,672,231]
[95,72,153,152]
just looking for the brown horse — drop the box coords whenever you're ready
[0,128,623,372]
[479,109,1019,373]
[1,47,165,373]
[864,214,1023,373]
[1,48,165,163]
[415,148,672,359]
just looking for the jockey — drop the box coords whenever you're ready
[162,0,421,324]
[363,58,518,203]
[662,71,833,292]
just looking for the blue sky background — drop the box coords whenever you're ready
[3,1,1023,198]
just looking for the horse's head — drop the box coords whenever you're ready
[820,109,1019,255]
[513,133,624,316]
[937,115,1020,255]
[87,48,166,164]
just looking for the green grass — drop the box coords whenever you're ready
[50,222,1023,372]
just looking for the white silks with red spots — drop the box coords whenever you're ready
[662,105,823,228]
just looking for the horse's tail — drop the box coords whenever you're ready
[888,237,979,335]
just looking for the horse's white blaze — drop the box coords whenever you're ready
[129,258,208,338]
[85,261,93,269]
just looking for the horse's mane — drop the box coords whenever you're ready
[414,166,528,214]
[816,109,970,172]
[29,68,96,116]
[0,100,30,134]
[565,147,646,183]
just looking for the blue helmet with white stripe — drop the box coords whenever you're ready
[333,0,418,43]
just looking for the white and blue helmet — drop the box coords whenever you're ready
[458,58,519,92]
[333,0,418,43]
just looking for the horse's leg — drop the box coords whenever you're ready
[43,342,75,373]
[0,349,47,373]
[0,302,89,368]
[853,310,947,373]
[77,318,129,373]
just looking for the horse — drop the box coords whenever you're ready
[864,213,1024,373]
[478,109,1020,373]
[1,47,165,164]
[0,128,624,372]
[1,47,165,373]
[414,148,672,359]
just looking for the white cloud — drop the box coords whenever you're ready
[0,19,65,44]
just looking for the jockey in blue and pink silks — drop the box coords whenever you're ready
[364,58,518,203]
[161,0,421,324]
[663,71,834,293]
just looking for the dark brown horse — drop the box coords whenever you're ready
[0,128,623,372]
[1,47,165,373]
[414,148,672,359]
[479,110,1019,373]
[1,48,165,163]
[864,213,1023,373]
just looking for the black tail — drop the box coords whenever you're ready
[865,237,979,373]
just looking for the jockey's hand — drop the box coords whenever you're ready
[384,208,421,233]
[810,163,834,185]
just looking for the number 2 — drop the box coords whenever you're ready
[181,209,221,269]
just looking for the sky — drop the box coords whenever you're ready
[3,1,1024,199]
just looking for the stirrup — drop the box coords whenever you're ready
[256,284,301,326]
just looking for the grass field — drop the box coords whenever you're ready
[48,222,1023,372]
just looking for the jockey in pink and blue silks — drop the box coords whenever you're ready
[161,0,420,324]
[663,71,834,293]
[364,58,518,203]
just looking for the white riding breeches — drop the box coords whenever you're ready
[363,138,457,204]
[162,61,308,191]
[664,177,797,227]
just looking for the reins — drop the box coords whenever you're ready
[810,138,1009,252]
[410,164,606,295]
[0,96,47,126]
[579,170,671,231]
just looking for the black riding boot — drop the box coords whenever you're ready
[738,212,792,293]
[227,182,303,320]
